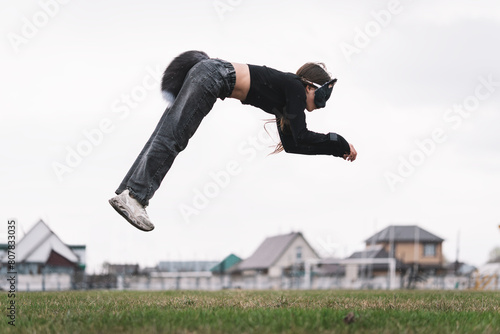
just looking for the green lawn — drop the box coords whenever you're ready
[2,290,499,333]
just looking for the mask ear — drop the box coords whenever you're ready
[314,79,337,108]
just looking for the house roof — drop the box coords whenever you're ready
[210,254,242,273]
[348,245,389,259]
[365,225,444,244]
[1,219,79,264]
[237,232,317,271]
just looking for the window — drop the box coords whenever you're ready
[423,243,436,257]
[296,246,302,261]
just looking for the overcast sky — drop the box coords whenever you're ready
[1,0,499,273]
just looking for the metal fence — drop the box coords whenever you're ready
[2,272,495,291]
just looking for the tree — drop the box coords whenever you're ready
[488,247,500,263]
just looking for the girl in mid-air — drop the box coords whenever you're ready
[109,50,357,231]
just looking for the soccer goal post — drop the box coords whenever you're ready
[305,258,397,290]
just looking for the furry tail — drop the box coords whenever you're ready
[161,50,210,103]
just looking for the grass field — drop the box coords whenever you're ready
[2,289,499,333]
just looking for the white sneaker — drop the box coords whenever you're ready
[109,190,155,232]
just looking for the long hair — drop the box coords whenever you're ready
[296,62,331,86]
[161,50,209,103]
[270,62,332,154]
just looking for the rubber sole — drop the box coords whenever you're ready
[108,198,154,232]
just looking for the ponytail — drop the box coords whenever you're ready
[161,50,209,103]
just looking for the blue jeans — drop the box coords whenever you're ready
[116,59,236,206]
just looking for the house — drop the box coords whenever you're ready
[365,225,444,271]
[0,219,85,275]
[210,254,242,275]
[0,219,86,291]
[0,244,8,265]
[234,232,320,280]
[362,225,446,287]
[209,254,242,289]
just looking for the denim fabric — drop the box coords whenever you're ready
[116,59,236,206]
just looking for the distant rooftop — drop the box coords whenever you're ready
[348,245,389,259]
[237,232,317,271]
[365,225,444,244]
[1,219,80,264]
[210,254,242,273]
